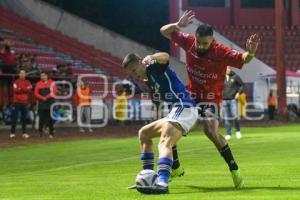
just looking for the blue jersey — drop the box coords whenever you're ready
[145,62,196,107]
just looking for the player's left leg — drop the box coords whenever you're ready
[170,145,185,179]
[203,119,243,188]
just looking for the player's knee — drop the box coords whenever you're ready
[158,123,179,149]
[138,127,150,142]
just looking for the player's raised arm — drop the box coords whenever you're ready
[242,34,261,63]
[160,10,195,40]
[142,52,170,65]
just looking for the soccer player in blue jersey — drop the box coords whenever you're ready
[122,52,198,194]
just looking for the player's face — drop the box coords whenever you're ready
[126,62,145,80]
[195,35,213,54]
[19,70,26,79]
[40,73,48,81]
[226,66,231,75]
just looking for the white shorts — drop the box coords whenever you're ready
[163,106,198,135]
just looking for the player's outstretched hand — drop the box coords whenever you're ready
[177,10,195,28]
[246,34,260,55]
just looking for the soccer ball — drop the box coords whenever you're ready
[135,169,157,187]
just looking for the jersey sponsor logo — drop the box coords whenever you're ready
[187,66,218,80]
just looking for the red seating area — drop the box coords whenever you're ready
[0,6,127,77]
[214,25,300,72]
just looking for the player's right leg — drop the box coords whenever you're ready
[138,118,166,170]
[137,121,183,194]
[156,122,182,186]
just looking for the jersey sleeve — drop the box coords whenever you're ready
[171,30,194,51]
[218,45,244,69]
[148,62,169,74]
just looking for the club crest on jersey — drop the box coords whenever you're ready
[228,50,238,58]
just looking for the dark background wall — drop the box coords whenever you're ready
[42,0,170,52]
[183,0,298,26]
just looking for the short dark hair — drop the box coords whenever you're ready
[196,24,213,37]
[122,53,141,68]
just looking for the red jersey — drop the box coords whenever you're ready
[171,30,244,104]
[34,79,57,110]
[34,79,57,100]
[13,79,32,104]
[0,51,16,65]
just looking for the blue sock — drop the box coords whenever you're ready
[140,152,154,170]
[157,157,173,184]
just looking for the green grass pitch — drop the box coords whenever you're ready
[0,124,300,200]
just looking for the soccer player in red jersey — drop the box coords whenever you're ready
[160,10,260,188]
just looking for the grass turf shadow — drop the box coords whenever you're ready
[171,185,300,194]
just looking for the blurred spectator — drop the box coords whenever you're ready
[268,90,276,120]
[56,63,73,77]
[0,44,17,73]
[22,54,31,69]
[76,81,93,133]
[0,106,4,124]
[17,53,25,69]
[17,54,40,75]
[10,70,32,139]
[34,72,57,138]
[237,90,247,119]
[223,66,244,140]
[3,105,13,125]
[26,55,40,75]
[53,105,72,123]
[130,79,144,94]
[114,89,127,125]
[53,106,62,123]
[49,67,58,77]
